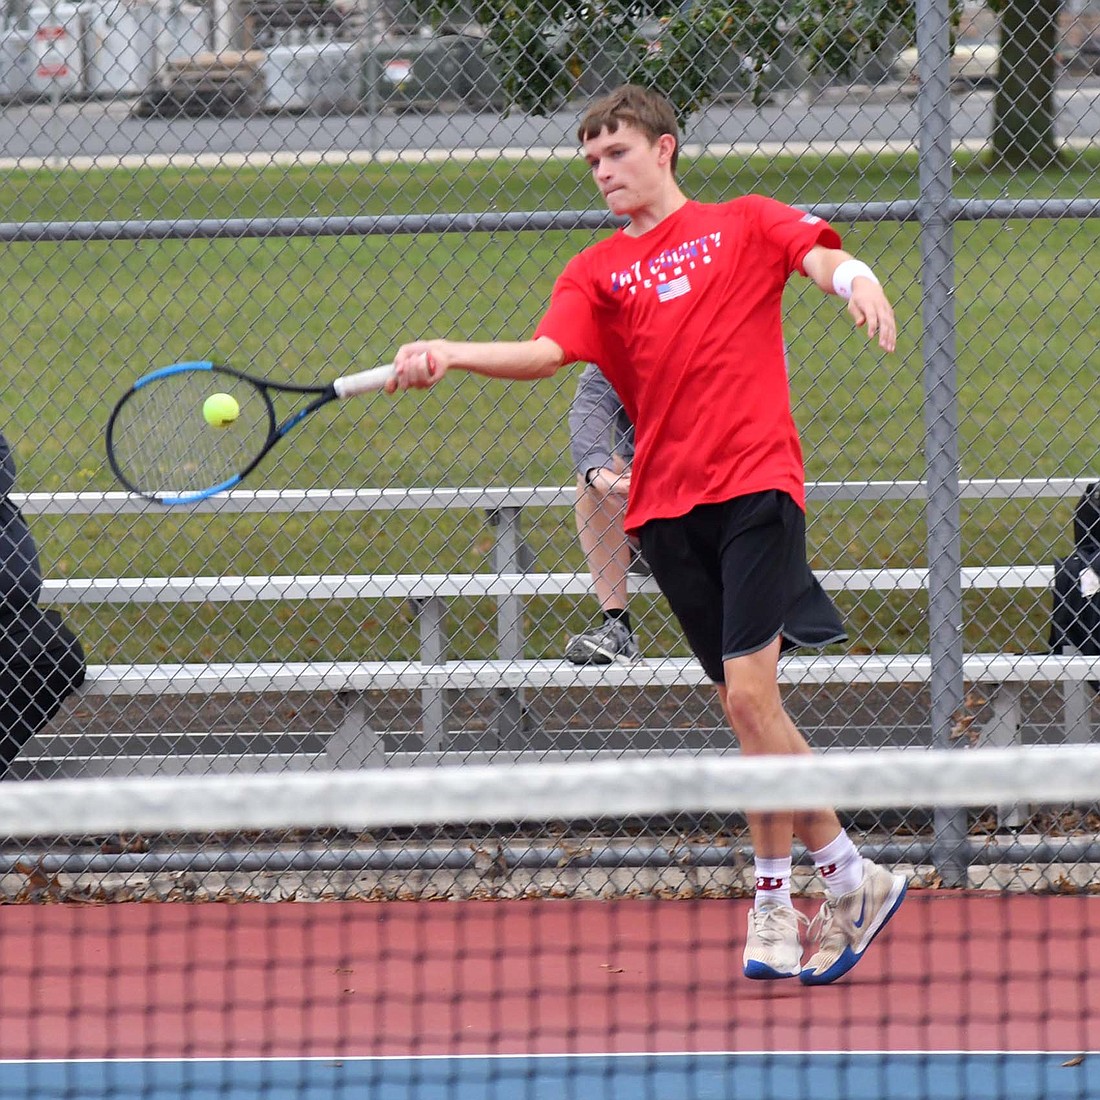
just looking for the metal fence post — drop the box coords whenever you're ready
[917,0,969,886]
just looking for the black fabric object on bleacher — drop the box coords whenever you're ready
[1050,481,1100,691]
[1073,480,1100,548]
[0,432,86,778]
[1050,552,1100,651]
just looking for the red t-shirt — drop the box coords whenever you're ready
[534,196,841,532]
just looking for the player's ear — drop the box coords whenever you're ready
[656,133,677,168]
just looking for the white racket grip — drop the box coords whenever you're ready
[333,363,396,398]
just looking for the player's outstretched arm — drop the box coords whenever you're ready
[803,246,897,354]
[390,337,565,391]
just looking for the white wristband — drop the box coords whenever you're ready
[832,259,879,300]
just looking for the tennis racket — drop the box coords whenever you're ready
[105,360,395,505]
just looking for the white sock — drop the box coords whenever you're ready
[753,855,793,910]
[810,831,864,897]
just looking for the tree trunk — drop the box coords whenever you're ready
[990,0,1061,168]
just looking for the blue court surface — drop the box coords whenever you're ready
[0,1053,1095,1099]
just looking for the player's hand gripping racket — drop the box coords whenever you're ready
[105,360,395,505]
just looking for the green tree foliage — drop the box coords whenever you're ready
[636,0,942,114]
[411,0,1061,170]
[412,0,924,115]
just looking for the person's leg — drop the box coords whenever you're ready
[715,495,906,985]
[715,640,847,980]
[710,493,847,880]
[638,505,807,979]
[574,468,630,614]
[719,652,906,985]
[721,641,853,867]
[718,637,845,858]
[565,458,638,664]
[642,493,905,983]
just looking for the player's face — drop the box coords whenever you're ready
[583,124,669,217]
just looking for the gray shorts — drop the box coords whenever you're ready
[569,364,634,475]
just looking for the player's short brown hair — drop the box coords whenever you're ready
[577,85,680,172]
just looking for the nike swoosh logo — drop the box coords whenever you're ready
[852,897,869,929]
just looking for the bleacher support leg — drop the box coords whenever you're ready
[980,681,1024,829]
[1062,645,1093,744]
[326,692,384,769]
[489,506,529,749]
[416,595,447,752]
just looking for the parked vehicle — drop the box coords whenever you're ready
[894,34,1000,88]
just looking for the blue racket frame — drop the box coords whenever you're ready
[106,360,340,506]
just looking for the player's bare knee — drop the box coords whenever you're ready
[721,678,784,751]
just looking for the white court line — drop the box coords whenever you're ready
[0,1049,1092,1063]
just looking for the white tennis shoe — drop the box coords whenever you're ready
[743,902,807,980]
[800,859,908,986]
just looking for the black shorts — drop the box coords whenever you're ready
[637,490,846,684]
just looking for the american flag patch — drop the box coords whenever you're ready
[800,213,821,225]
[656,275,691,303]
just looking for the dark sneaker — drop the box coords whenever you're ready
[564,618,640,665]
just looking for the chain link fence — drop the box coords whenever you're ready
[0,0,1098,885]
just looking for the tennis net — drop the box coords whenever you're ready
[0,744,1098,1099]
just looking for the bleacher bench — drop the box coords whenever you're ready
[15,479,1097,777]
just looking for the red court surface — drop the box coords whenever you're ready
[1,892,1096,1060]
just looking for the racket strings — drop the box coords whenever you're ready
[110,373,270,496]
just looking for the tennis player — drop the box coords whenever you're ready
[391,84,905,985]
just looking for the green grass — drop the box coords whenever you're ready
[2,148,1098,664]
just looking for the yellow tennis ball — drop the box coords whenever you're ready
[203,392,239,428]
